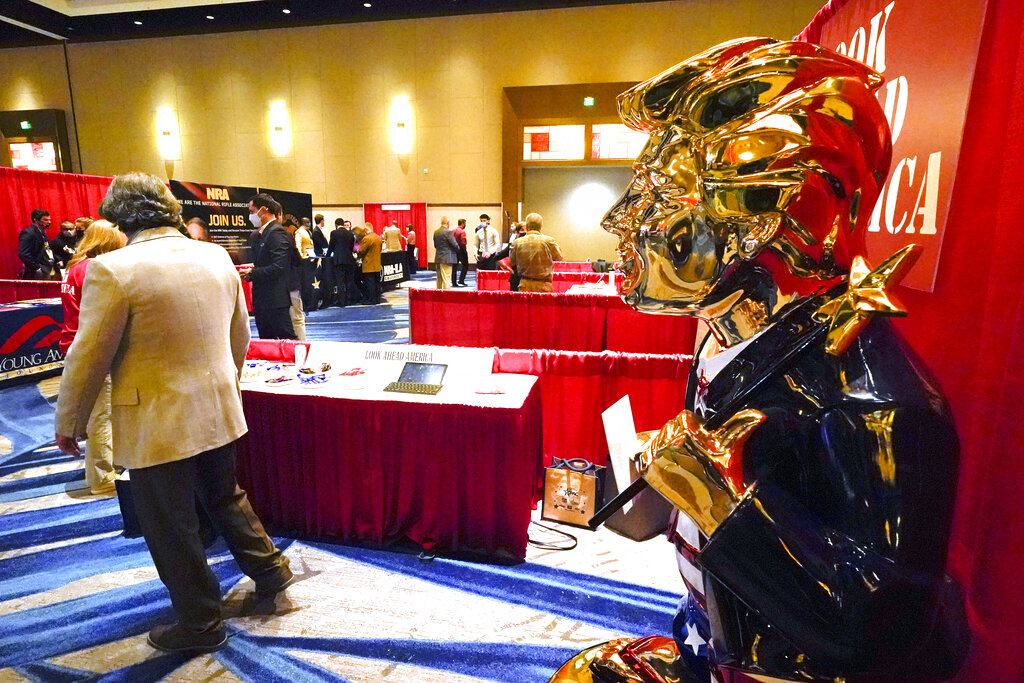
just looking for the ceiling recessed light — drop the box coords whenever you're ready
[134,20,142,25]
[364,2,372,6]
[206,15,214,20]
[282,8,291,13]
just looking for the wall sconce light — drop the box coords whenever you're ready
[389,95,413,155]
[156,107,181,160]
[269,101,291,156]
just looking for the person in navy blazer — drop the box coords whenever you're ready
[240,193,295,339]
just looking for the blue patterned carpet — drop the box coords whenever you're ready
[0,273,684,682]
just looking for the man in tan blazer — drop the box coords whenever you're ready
[54,173,292,655]
[356,223,384,304]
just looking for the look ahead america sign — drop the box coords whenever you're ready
[816,0,988,290]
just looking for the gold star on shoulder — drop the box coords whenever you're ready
[312,279,320,291]
[814,244,922,356]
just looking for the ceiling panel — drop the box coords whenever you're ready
[2,0,668,48]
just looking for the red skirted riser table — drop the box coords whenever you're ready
[237,339,543,561]
[409,287,697,355]
[0,279,60,304]
[476,269,623,292]
[493,348,692,467]
[552,261,595,272]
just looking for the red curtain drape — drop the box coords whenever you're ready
[363,202,428,266]
[0,167,112,279]
[796,1,1024,680]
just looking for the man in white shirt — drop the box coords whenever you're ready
[474,213,500,270]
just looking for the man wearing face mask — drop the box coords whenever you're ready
[239,194,295,340]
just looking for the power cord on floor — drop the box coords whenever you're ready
[527,520,578,551]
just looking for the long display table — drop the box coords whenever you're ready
[476,269,623,292]
[236,340,543,561]
[409,288,698,355]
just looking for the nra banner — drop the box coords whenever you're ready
[0,300,64,386]
[169,181,313,263]
[818,0,988,290]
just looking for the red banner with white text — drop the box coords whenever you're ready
[802,0,988,291]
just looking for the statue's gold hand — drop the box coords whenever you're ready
[637,409,765,536]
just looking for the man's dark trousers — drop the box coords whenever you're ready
[131,442,291,630]
[362,271,382,304]
[254,306,295,340]
[300,259,316,311]
[454,245,469,285]
[335,263,357,306]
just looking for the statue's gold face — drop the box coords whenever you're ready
[603,39,892,320]
[603,127,734,314]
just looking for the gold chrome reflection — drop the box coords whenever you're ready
[863,409,897,486]
[814,245,921,355]
[637,408,766,536]
[603,38,891,350]
[548,637,684,683]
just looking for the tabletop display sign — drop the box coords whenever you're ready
[542,458,606,529]
[815,0,988,290]
[169,180,314,264]
[0,299,64,385]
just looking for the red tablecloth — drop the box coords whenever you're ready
[236,343,544,561]
[0,279,60,304]
[410,288,697,355]
[477,270,622,292]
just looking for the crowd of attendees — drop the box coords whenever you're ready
[17,202,565,345]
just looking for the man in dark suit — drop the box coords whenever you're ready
[240,194,295,340]
[311,214,329,256]
[18,209,55,280]
[50,221,79,274]
[328,219,356,307]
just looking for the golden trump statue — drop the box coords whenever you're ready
[551,38,968,683]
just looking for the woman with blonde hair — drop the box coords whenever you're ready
[59,219,126,494]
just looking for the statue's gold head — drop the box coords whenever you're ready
[604,38,892,314]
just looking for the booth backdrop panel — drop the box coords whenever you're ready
[235,381,543,561]
[0,167,112,279]
[363,202,427,268]
[799,1,1023,680]
[0,279,59,304]
[494,349,692,466]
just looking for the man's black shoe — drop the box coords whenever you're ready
[148,623,227,654]
[254,572,297,596]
